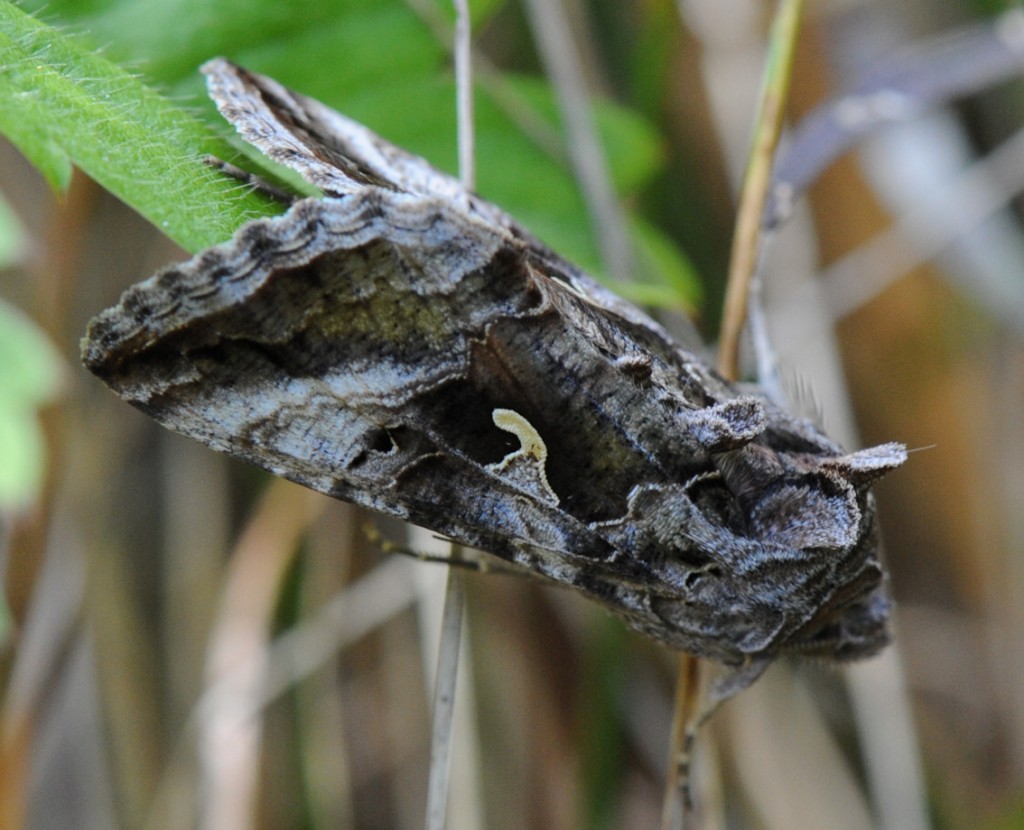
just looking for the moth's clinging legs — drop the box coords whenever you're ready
[203,155,299,206]
[362,524,528,578]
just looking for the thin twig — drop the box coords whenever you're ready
[425,564,467,830]
[402,0,565,160]
[424,5,473,829]
[663,3,804,826]
[521,0,633,282]
[766,8,1024,229]
[196,481,324,830]
[453,0,474,191]
[661,655,702,830]
[769,120,1024,360]
[144,556,423,830]
[819,121,1024,332]
[846,651,929,830]
[717,0,805,381]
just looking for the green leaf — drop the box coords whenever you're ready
[1,0,699,303]
[84,0,352,82]
[503,74,666,193]
[0,403,48,512]
[628,215,702,311]
[0,298,64,512]
[0,0,280,252]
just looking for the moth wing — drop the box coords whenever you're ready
[86,61,905,663]
[202,58,476,204]
[82,189,628,579]
[201,59,702,364]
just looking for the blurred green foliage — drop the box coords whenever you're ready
[0,0,698,294]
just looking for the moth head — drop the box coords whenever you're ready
[674,435,907,664]
[784,558,893,662]
[787,444,905,663]
[716,439,905,663]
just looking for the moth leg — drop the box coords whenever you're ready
[202,155,298,205]
[674,657,771,824]
[362,524,528,578]
[676,698,720,825]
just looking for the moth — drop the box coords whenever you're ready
[82,59,906,698]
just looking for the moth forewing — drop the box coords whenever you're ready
[82,60,906,701]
